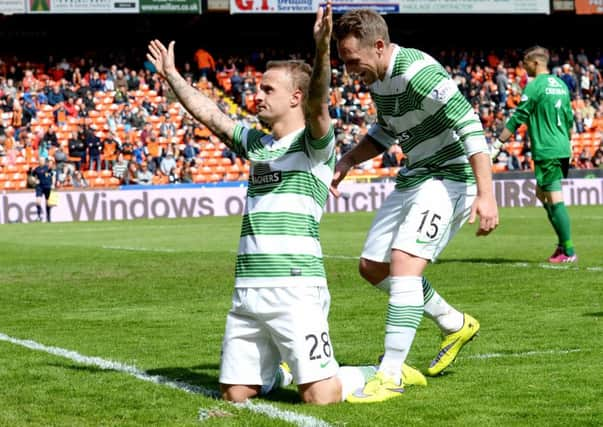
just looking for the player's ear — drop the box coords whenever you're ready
[375,39,385,56]
[290,88,303,108]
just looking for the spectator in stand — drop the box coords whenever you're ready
[112,152,129,183]
[496,65,509,109]
[159,150,177,177]
[180,160,194,183]
[120,137,134,162]
[53,146,73,182]
[230,70,244,104]
[127,69,141,91]
[560,64,577,99]
[182,137,199,163]
[86,127,103,172]
[145,131,162,170]
[521,151,533,170]
[136,161,153,185]
[89,70,104,92]
[33,157,56,222]
[114,69,128,94]
[102,131,120,170]
[576,147,593,169]
[591,142,603,168]
[71,169,89,188]
[47,84,65,106]
[68,130,86,170]
[124,161,139,185]
[42,126,60,149]
[193,46,216,83]
[181,62,195,81]
[159,113,177,138]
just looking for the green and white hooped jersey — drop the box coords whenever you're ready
[368,45,486,190]
[230,123,335,288]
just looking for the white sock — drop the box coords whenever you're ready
[260,364,293,395]
[422,277,463,334]
[337,366,377,401]
[379,276,423,383]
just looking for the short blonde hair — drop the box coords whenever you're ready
[266,60,312,100]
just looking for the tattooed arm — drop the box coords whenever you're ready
[147,39,236,147]
[306,2,332,140]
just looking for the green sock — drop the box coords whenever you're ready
[543,203,562,246]
[549,202,575,256]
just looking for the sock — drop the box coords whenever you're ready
[337,365,377,401]
[544,203,562,246]
[260,363,293,395]
[379,276,423,383]
[422,277,464,334]
[36,204,42,219]
[46,206,51,223]
[549,202,574,256]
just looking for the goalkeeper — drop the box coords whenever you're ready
[491,46,576,263]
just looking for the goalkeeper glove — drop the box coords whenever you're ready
[490,139,504,160]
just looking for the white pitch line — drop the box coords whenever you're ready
[0,333,331,427]
[101,245,177,253]
[464,348,582,360]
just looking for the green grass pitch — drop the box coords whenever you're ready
[0,206,601,426]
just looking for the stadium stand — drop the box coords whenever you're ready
[1,18,603,191]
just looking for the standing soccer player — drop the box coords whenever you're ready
[330,9,499,402]
[491,46,576,263]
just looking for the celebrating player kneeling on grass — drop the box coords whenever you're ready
[146,1,425,404]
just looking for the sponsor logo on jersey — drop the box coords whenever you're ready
[251,170,282,186]
[431,80,454,102]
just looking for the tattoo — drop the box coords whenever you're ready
[308,48,331,109]
[166,73,236,148]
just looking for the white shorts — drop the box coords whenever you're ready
[361,178,476,263]
[219,286,339,386]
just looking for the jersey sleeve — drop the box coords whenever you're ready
[367,120,398,150]
[505,84,536,133]
[422,69,488,157]
[231,123,266,160]
[304,124,336,164]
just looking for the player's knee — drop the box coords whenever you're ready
[299,377,341,405]
[220,384,258,403]
[358,258,385,285]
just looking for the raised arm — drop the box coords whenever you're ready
[146,40,236,147]
[306,1,332,140]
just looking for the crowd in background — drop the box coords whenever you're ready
[1,45,603,191]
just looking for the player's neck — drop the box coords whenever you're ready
[271,114,305,140]
[379,44,396,81]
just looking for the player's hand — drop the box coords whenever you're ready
[313,1,332,53]
[147,40,177,80]
[469,195,499,236]
[490,139,504,160]
[330,158,352,197]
